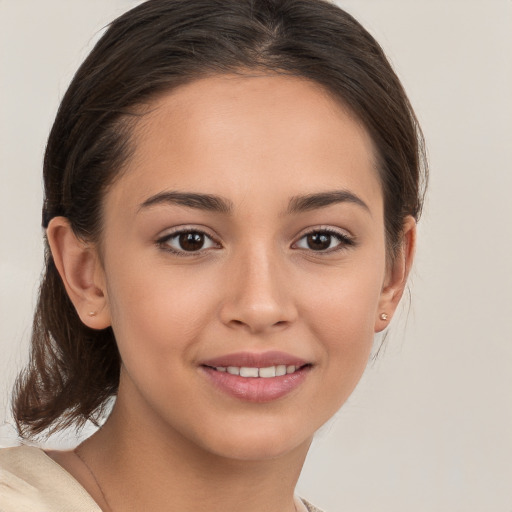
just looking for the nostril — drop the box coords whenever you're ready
[226,318,289,332]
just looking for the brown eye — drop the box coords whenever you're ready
[306,232,332,251]
[179,232,206,251]
[295,229,354,253]
[159,229,218,255]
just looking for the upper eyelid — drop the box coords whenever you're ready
[157,224,352,240]
[293,225,355,246]
[156,225,354,253]
[157,225,219,240]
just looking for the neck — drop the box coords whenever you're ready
[79,393,310,512]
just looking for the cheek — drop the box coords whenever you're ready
[298,257,385,397]
[104,260,220,362]
[313,287,377,363]
[302,256,384,341]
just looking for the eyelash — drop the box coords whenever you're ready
[156,228,221,257]
[156,227,355,257]
[294,227,355,253]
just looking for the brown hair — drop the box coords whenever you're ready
[13,0,427,439]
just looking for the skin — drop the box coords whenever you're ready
[46,74,415,512]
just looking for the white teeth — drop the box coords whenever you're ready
[275,365,287,376]
[214,365,301,378]
[259,366,276,378]
[239,367,259,378]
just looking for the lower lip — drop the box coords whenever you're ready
[200,366,311,403]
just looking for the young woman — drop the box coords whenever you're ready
[0,0,426,510]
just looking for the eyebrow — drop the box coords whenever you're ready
[139,191,233,213]
[139,189,370,215]
[287,190,370,215]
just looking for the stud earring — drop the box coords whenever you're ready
[379,313,388,321]
[88,311,97,317]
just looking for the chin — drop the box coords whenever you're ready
[183,412,318,462]
[207,432,311,462]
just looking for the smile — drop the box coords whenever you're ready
[199,352,312,402]
[212,365,300,378]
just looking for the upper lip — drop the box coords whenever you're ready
[200,351,309,368]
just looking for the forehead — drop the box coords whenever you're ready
[108,73,382,216]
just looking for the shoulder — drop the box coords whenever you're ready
[0,445,101,512]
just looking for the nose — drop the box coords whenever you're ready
[218,245,298,335]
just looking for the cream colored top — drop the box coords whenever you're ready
[0,446,323,512]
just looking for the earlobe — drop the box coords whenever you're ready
[374,216,416,332]
[46,217,111,329]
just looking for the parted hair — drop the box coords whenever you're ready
[12,0,427,438]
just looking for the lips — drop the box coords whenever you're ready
[201,350,308,368]
[200,351,312,402]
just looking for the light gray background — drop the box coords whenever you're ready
[1,1,511,511]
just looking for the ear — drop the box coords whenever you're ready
[375,216,416,333]
[46,216,111,330]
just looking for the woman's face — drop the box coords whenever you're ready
[94,74,402,460]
